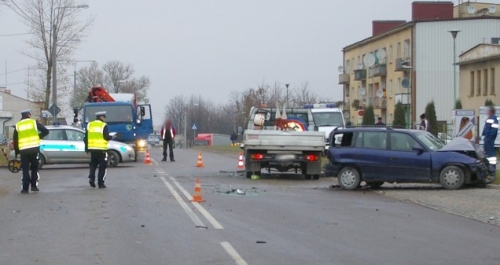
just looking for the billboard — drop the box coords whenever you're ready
[451,109,475,141]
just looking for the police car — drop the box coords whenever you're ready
[9,125,135,168]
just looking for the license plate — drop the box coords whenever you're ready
[275,154,296,161]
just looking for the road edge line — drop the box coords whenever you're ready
[220,241,248,265]
[169,176,224,230]
[160,176,206,228]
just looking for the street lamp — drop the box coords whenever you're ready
[51,4,89,122]
[285,83,289,106]
[73,60,95,108]
[449,29,460,104]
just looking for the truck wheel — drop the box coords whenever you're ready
[439,166,465,190]
[107,150,120,167]
[338,167,361,190]
[246,172,252,179]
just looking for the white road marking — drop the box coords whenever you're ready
[220,242,248,265]
[151,157,159,166]
[169,176,224,230]
[160,177,207,228]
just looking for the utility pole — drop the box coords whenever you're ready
[51,24,57,123]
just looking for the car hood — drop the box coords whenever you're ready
[438,137,484,159]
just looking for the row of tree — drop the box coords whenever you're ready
[163,82,331,140]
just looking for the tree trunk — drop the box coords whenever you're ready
[45,65,52,110]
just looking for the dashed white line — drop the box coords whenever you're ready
[160,176,207,228]
[221,241,248,265]
[169,176,224,229]
[151,157,159,166]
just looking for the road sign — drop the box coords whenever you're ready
[192,124,197,130]
[48,104,61,116]
[357,110,364,117]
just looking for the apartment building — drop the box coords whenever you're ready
[340,1,500,126]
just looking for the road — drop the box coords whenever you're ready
[0,148,499,265]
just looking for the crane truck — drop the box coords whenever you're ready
[80,86,153,161]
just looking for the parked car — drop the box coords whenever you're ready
[8,125,135,168]
[327,127,492,190]
[148,134,161,147]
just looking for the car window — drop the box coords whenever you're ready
[44,129,66,140]
[390,132,417,151]
[66,129,85,141]
[354,131,387,150]
[331,132,354,147]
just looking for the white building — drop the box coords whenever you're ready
[0,88,43,138]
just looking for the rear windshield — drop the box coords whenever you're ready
[312,112,344,127]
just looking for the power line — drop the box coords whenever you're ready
[0,32,30,37]
[0,67,29,76]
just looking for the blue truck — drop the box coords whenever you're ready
[81,86,153,161]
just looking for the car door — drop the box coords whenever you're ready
[40,129,68,163]
[387,132,431,181]
[64,128,89,162]
[352,131,392,180]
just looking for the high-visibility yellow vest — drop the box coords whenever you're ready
[16,119,40,150]
[87,120,108,150]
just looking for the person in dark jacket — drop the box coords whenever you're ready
[420,113,431,132]
[84,111,113,188]
[482,106,498,177]
[375,117,385,126]
[13,109,49,193]
[230,131,238,145]
[161,119,176,162]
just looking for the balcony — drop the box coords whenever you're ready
[338,73,350,85]
[343,99,350,110]
[372,64,387,77]
[395,93,410,105]
[395,58,411,71]
[374,97,387,109]
[353,69,366,81]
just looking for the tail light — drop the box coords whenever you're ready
[251,153,265,160]
[304,154,319,162]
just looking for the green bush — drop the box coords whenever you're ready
[455,100,462,109]
[485,99,494,106]
[362,105,375,125]
[393,102,406,128]
[425,101,438,136]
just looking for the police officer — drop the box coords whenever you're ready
[13,109,49,194]
[482,106,498,177]
[161,119,176,162]
[84,111,113,188]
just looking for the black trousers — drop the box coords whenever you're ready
[21,153,39,190]
[163,139,174,160]
[89,151,107,185]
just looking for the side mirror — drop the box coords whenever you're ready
[412,144,425,153]
[237,126,243,135]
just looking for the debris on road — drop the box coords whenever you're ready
[216,188,259,196]
[256,241,267,244]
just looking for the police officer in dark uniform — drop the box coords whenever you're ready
[482,106,498,178]
[84,111,113,188]
[13,109,49,194]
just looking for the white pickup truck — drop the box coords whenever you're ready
[241,107,325,179]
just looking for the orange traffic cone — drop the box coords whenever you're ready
[191,178,205,202]
[237,152,244,169]
[144,150,152,165]
[196,152,204,167]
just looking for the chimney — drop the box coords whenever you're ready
[412,1,454,21]
[372,20,407,36]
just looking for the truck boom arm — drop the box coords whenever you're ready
[87,86,116,103]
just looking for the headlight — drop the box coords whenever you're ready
[137,140,146,148]
[125,145,134,151]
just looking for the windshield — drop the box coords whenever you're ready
[415,131,445,151]
[312,112,344,127]
[84,105,134,123]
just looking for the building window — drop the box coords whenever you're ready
[404,39,410,58]
[397,78,401,94]
[357,56,361,69]
[345,60,350,74]
[389,113,393,124]
[389,79,393,97]
[396,42,401,59]
[388,45,393,63]
[477,70,481,96]
[492,68,496,95]
[351,58,354,73]
[470,71,475,97]
[484,69,488,96]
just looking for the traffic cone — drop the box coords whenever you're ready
[196,152,204,167]
[144,150,152,165]
[237,152,244,169]
[191,178,205,202]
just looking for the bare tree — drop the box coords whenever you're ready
[102,60,134,92]
[72,61,105,107]
[1,0,93,110]
[291,82,317,107]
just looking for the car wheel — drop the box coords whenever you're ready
[366,181,384,188]
[338,167,361,190]
[439,166,465,190]
[246,171,252,179]
[38,154,45,169]
[107,150,120,167]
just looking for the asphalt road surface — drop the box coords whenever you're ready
[1,148,499,265]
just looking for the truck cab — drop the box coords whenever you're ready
[304,103,346,149]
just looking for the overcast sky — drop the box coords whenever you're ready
[0,0,488,124]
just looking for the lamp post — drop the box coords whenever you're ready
[285,83,289,106]
[73,60,95,108]
[51,4,89,122]
[449,29,460,105]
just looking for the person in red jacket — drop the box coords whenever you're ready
[161,119,176,161]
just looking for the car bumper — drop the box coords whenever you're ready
[118,147,136,162]
[467,161,490,182]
